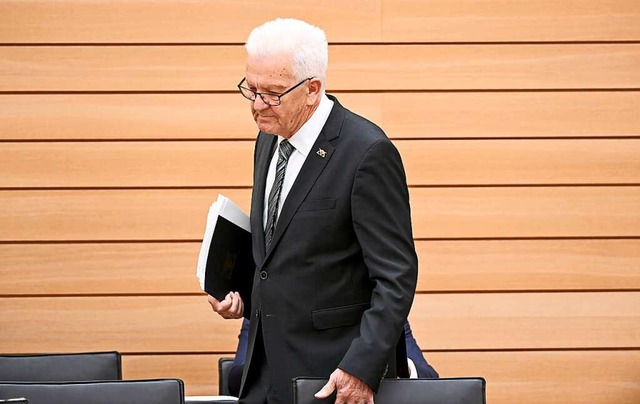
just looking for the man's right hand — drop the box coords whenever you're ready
[207,292,244,319]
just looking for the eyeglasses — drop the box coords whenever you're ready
[237,77,313,106]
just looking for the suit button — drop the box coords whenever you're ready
[259,271,268,280]
[255,309,259,318]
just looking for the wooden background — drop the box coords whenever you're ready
[1,1,639,403]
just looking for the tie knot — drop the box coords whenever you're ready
[279,139,295,161]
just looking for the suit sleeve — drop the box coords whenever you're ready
[338,139,418,390]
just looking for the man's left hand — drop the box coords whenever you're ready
[315,368,374,404]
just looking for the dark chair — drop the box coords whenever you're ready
[0,352,121,382]
[0,379,184,404]
[184,397,237,404]
[292,377,486,404]
[217,357,235,396]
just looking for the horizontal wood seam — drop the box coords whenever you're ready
[3,89,640,95]
[1,41,640,46]
[2,236,639,245]
[2,290,638,298]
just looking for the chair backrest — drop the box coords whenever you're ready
[292,377,486,404]
[0,352,121,382]
[0,379,184,404]
[217,357,235,396]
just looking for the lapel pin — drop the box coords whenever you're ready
[316,148,326,158]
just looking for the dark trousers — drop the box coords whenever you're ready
[238,320,282,404]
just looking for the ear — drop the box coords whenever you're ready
[306,78,322,106]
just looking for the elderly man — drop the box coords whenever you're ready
[209,18,418,404]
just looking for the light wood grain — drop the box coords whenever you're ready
[418,239,640,291]
[1,187,639,241]
[2,92,639,140]
[121,350,640,402]
[0,296,244,353]
[0,242,204,295]
[122,354,227,396]
[407,292,640,350]
[1,293,638,353]
[382,0,640,42]
[2,139,638,188]
[1,0,638,43]
[428,350,640,404]
[3,240,638,296]
[0,0,382,44]
[2,45,639,91]
[410,186,640,238]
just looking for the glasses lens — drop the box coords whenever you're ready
[239,87,256,101]
[260,94,281,106]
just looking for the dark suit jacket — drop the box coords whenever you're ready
[228,319,438,397]
[239,95,418,403]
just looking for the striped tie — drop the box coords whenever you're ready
[265,139,295,250]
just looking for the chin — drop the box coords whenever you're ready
[257,124,277,135]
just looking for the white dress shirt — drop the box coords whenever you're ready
[263,94,334,230]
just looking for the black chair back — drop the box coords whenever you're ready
[0,379,184,404]
[292,377,486,404]
[0,352,121,382]
[217,357,235,396]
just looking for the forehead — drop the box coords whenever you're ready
[245,54,295,87]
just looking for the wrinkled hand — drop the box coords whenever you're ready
[315,368,374,404]
[207,292,244,319]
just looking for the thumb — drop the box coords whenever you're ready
[207,294,222,310]
[314,378,336,399]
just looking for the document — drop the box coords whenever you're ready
[196,194,253,301]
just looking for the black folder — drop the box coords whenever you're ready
[197,195,253,301]
[203,215,253,301]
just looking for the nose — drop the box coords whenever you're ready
[253,95,269,110]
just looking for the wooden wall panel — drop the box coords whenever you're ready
[428,350,640,404]
[407,292,640,350]
[2,45,639,92]
[122,354,225,396]
[0,141,255,188]
[121,350,640,401]
[3,139,638,188]
[382,0,640,42]
[0,0,382,44]
[1,187,639,241]
[411,186,640,238]
[0,296,243,353]
[2,3,638,403]
[1,293,638,354]
[2,0,638,43]
[0,243,203,296]
[3,239,638,296]
[419,239,640,292]
[3,92,639,141]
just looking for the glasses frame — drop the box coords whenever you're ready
[237,77,314,106]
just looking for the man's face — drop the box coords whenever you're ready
[244,54,313,138]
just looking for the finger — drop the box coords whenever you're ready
[229,292,240,314]
[229,292,243,317]
[238,294,244,317]
[207,295,221,310]
[211,295,232,314]
[314,378,336,399]
[234,292,244,316]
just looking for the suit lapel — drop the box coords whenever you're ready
[251,133,277,265]
[261,97,345,266]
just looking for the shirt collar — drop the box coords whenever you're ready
[277,94,334,158]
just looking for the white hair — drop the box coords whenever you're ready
[245,18,328,90]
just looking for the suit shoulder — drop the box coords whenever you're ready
[341,108,390,147]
